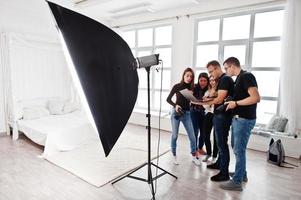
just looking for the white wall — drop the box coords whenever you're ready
[0,0,112,133]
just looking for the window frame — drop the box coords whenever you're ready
[193,7,284,124]
[120,24,173,114]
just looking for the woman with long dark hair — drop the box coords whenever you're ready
[166,67,200,166]
[191,73,209,156]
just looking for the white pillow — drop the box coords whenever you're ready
[63,101,80,114]
[48,100,64,115]
[23,106,50,120]
[265,115,288,132]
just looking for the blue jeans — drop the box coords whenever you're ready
[190,109,205,150]
[213,113,232,175]
[171,108,197,155]
[231,117,256,184]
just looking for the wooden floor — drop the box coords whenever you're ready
[0,124,301,200]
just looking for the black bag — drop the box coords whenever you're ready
[267,138,298,168]
[267,138,285,166]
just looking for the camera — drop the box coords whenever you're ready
[215,96,233,113]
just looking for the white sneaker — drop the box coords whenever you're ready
[173,156,179,165]
[192,156,200,166]
[202,155,211,162]
[211,157,217,163]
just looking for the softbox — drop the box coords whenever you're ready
[47,1,139,156]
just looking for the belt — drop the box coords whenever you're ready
[233,115,240,119]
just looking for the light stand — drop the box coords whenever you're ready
[112,64,177,200]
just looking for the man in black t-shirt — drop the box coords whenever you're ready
[220,57,260,191]
[192,60,234,182]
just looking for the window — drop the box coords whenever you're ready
[196,45,219,68]
[120,25,173,113]
[197,19,220,42]
[224,45,246,65]
[194,8,284,124]
[223,15,251,40]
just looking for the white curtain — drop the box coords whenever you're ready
[0,32,74,125]
[0,33,12,134]
[279,0,301,134]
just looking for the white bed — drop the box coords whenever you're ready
[2,32,99,157]
[17,109,99,158]
[17,108,98,152]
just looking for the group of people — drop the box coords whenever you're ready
[166,57,260,191]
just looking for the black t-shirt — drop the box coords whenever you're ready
[233,70,258,119]
[166,83,192,111]
[214,73,234,114]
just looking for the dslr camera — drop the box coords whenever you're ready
[215,96,233,113]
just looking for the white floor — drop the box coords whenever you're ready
[1,124,301,200]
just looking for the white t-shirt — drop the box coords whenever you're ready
[203,90,214,114]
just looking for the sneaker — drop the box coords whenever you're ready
[207,162,219,169]
[198,148,207,155]
[192,156,201,166]
[220,180,243,191]
[210,172,230,182]
[173,156,179,165]
[202,155,211,162]
[211,157,217,163]
[229,172,248,182]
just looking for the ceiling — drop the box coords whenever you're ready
[0,0,285,27]
[53,0,285,26]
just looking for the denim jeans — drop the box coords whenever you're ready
[171,108,197,155]
[213,112,232,175]
[190,109,205,150]
[231,117,256,184]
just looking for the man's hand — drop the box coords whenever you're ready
[225,101,237,111]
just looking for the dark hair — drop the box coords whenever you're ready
[197,72,209,88]
[223,57,240,67]
[206,60,221,69]
[181,67,194,89]
[198,72,209,81]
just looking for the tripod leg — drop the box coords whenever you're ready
[148,166,156,200]
[151,162,178,179]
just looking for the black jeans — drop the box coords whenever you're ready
[202,112,218,157]
[213,112,232,175]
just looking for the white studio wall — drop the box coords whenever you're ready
[0,1,58,37]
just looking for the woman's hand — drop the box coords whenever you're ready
[175,105,182,113]
[191,101,203,105]
[202,97,211,102]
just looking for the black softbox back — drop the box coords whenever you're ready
[47,1,139,156]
